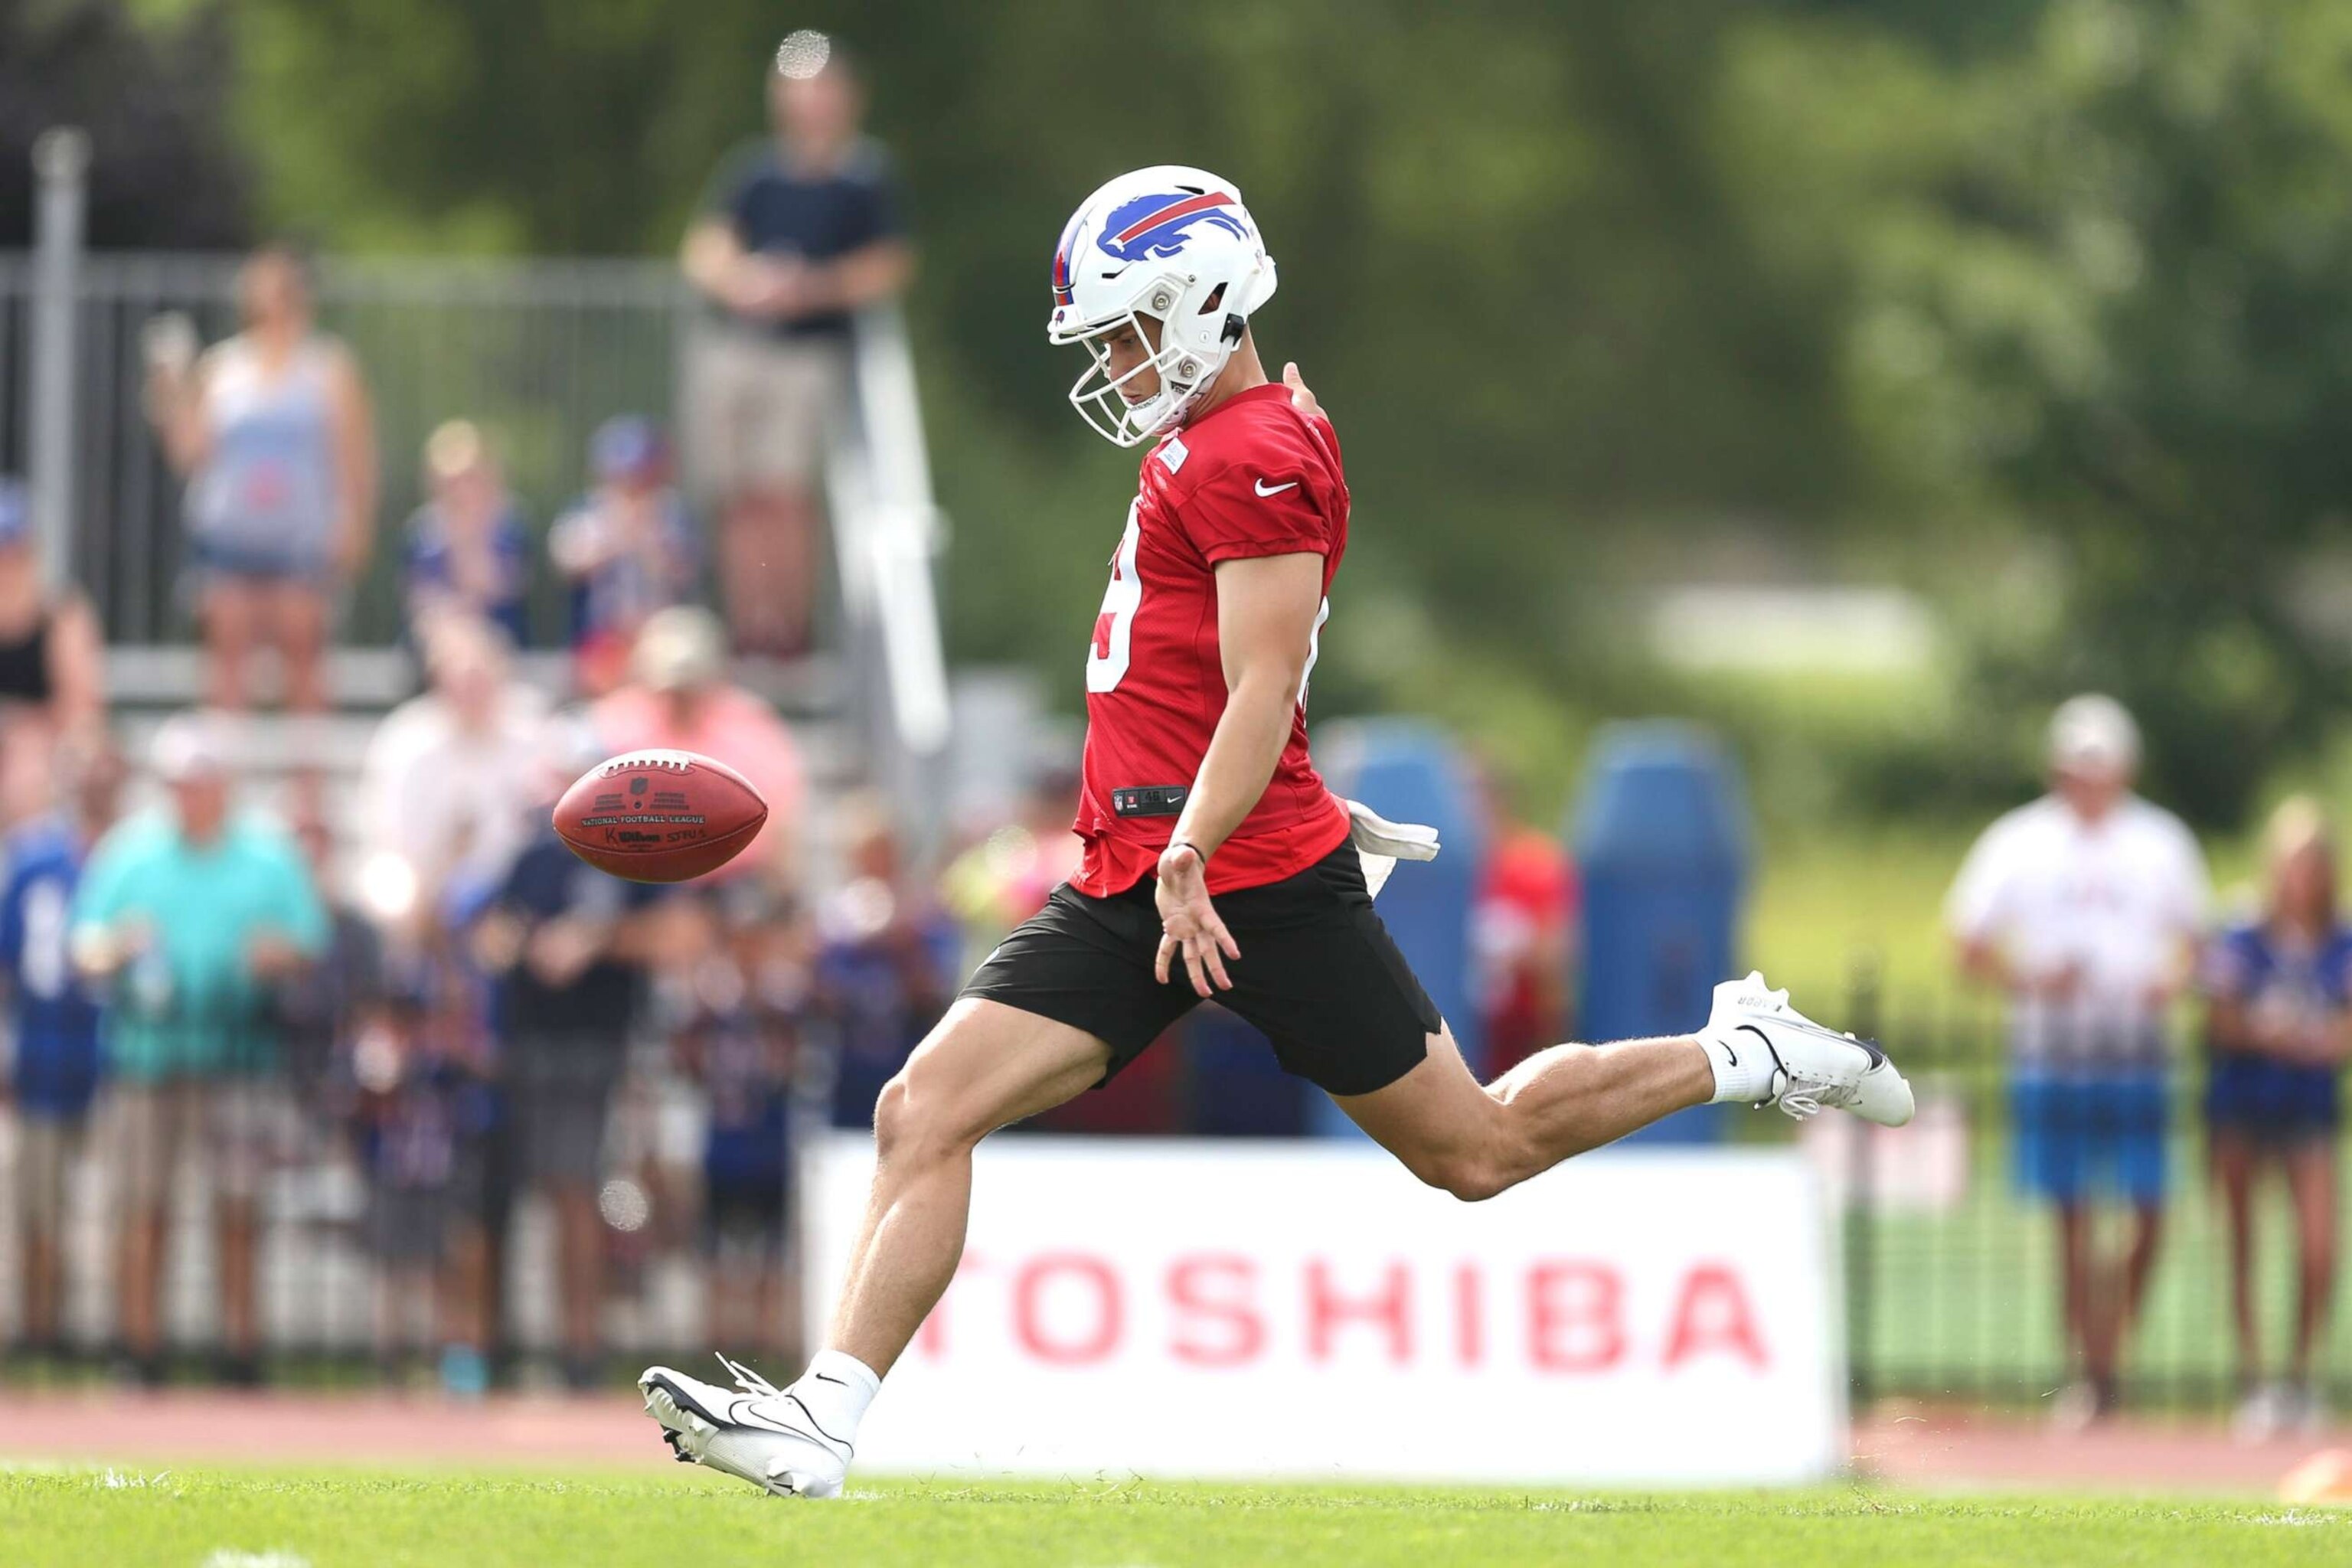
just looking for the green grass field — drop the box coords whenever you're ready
[2,1467,2349,1568]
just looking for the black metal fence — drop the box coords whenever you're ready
[7,969,2346,1410]
[0,1034,812,1389]
[1836,974,2352,1415]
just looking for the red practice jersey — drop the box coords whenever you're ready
[1070,381,1354,897]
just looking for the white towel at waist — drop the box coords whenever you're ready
[1344,797,1440,899]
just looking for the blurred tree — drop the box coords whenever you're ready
[1805,0,2352,822]
[149,0,2352,825]
[1783,0,2050,61]
[218,0,790,251]
[208,0,1863,707]
[0,1,250,247]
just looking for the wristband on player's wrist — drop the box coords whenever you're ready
[1167,839,1207,865]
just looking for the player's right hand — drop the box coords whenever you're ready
[1154,843,1240,998]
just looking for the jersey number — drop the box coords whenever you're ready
[1085,506,1329,707]
[1085,505,1144,694]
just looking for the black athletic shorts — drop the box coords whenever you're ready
[961,841,1439,1097]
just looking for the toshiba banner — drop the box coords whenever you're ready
[804,1137,1844,1485]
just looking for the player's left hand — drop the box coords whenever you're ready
[1155,842,1240,998]
[1282,361,1324,421]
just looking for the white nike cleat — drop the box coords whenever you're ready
[1707,971,1914,1127]
[639,1355,851,1498]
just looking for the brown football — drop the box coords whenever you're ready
[552,750,768,884]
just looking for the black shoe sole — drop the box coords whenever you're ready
[642,1371,727,1432]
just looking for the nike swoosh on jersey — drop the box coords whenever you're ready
[1254,478,1298,496]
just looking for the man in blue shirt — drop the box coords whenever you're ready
[0,740,122,1352]
[680,28,912,656]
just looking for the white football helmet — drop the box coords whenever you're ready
[1047,166,1279,446]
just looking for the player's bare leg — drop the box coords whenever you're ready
[640,998,1108,1495]
[824,999,1110,1371]
[1342,973,1913,1201]
[1338,1027,1711,1199]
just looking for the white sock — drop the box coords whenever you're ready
[792,1349,881,1442]
[1698,1027,1777,1105]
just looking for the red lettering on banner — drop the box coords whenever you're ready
[1454,1264,1483,1367]
[1168,1255,1265,1367]
[1663,1263,1769,1370]
[913,1253,986,1360]
[1305,1259,1412,1363]
[1527,1260,1624,1373]
[1014,1253,1122,1364]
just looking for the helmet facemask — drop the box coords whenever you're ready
[1058,281,1240,448]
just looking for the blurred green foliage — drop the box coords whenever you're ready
[89,0,2352,828]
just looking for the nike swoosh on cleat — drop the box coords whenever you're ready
[645,1372,854,1464]
[1735,1024,1788,1079]
[780,1393,853,1449]
[812,1373,848,1387]
[1762,1013,1880,1055]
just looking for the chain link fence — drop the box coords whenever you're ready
[0,252,690,650]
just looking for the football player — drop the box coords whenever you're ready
[641,166,1913,1496]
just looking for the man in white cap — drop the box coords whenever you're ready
[71,712,327,1384]
[1948,694,2209,1424]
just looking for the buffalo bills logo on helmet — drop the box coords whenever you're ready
[1096,191,1246,265]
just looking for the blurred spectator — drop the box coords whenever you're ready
[1472,776,1577,1076]
[813,795,958,1129]
[939,767,1083,973]
[401,421,531,655]
[272,804,388,1138]
[681,29,913,656]
[354,618,543,1391]
[345,943,496,1396]
[71,715,327,1383]
[275,803,477,1392]
[1947,694,2209,1424]
[2201,796,2351,1439]
[469,732,663,1389]
[0,477,106,752]
[662,895,809,1357]
[144,242,378,714]
[593,606,804,882]
[0,739,123,1354]
[359,615,550,915]
[549,417,699,697]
